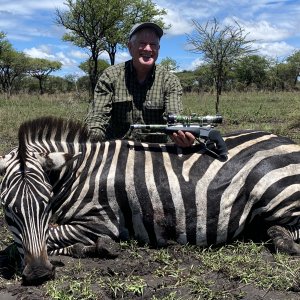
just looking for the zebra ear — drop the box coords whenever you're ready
[34,152,82,171]
[0,154,13,175]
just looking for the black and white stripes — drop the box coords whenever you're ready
[0,117,300,283]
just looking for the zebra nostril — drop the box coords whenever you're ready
[22,264,55,286]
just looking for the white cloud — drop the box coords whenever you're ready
[164,13,193,36]
[188,58,205,71]
[114,51,131,64]
[24,45,78,67]
[24,46,54,59]
[70,50,89,60]
[0,0,65,15]
[255,41,295,59]
[156,1,219,36]
[224,18,292,42]
[98,50,131,65]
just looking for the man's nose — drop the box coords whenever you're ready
[144,43,152,50]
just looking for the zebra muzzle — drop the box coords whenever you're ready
[22,260,55,286]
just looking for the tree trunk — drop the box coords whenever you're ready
[39,78,44,95]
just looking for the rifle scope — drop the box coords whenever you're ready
[166,113,223,125]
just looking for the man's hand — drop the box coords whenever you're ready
[171,130,195,148]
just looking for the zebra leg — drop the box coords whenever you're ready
[50,236,120,259]
[267,225,300,255]
[48,224,121,258]
[95,236,120,258]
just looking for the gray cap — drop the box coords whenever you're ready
[129,22,163,39]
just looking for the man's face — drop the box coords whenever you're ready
[128,28,160,70]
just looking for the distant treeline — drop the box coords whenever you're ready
[176,53,300,94]
[2,53,300,98]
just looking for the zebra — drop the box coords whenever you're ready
[0,116,300,285]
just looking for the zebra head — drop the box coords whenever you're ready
[0,148,78,285]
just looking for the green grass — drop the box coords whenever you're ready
[182,91,300,143]
[0,93,87,153]
[0,91,299,154]
[0,91,300,299]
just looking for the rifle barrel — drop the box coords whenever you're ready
[130,124,167,130]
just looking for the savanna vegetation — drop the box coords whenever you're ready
[0,91,299,155]
[0,91,299,299]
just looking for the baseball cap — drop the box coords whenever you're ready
[129,22,163,39]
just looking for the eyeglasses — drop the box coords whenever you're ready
[138,42,159,50]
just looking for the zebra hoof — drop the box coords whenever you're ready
[70,243,91,258]
[267,225,300,256]
[157,238,167,248]
[96,238,120,258]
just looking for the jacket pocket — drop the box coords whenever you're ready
[143,97,165,124]
[112,97,133,123]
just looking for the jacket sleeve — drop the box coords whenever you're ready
[84,70,113,141]
[164,73,183,115]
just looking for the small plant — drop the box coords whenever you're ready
[98,273,146,298]
[152,248,173,265]
[124,275,146,296]
[151,291,181,300]
[104,276,125,298]
[46,275,97,300]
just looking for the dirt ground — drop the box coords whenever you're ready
[1,216,300,300]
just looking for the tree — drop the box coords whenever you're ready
[286,50,300,87]
[27,58,62,94]
[176,70,198,93]
[79,58,109,80]
[234,55,270,89]
[0,32,11,56]
[0,47,29,97]
[55,0,167,99]
[160,57,179,72]
[186,18,255,113]
[194,63,215,93]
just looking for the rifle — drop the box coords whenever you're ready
[130,113,228,161]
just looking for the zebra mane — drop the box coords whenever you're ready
[17,116,90,168]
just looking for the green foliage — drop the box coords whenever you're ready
[46,275,97,300]
[98,274,146,298]
[0,48,30,96]
[286,50,300,86]
[234,55,269,88]
[79,58,109,80]
[27,58,62,77]
[27,57,62,94]
[186,18,256,113]
[0,32,13,55]
[160,57,179,72]
[176,70,199,93]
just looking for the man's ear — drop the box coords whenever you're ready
[33,152,82,171]
[128,40,133,56]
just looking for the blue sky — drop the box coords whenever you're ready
[1,0,299,77]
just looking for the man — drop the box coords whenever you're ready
[85,22,194,147]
